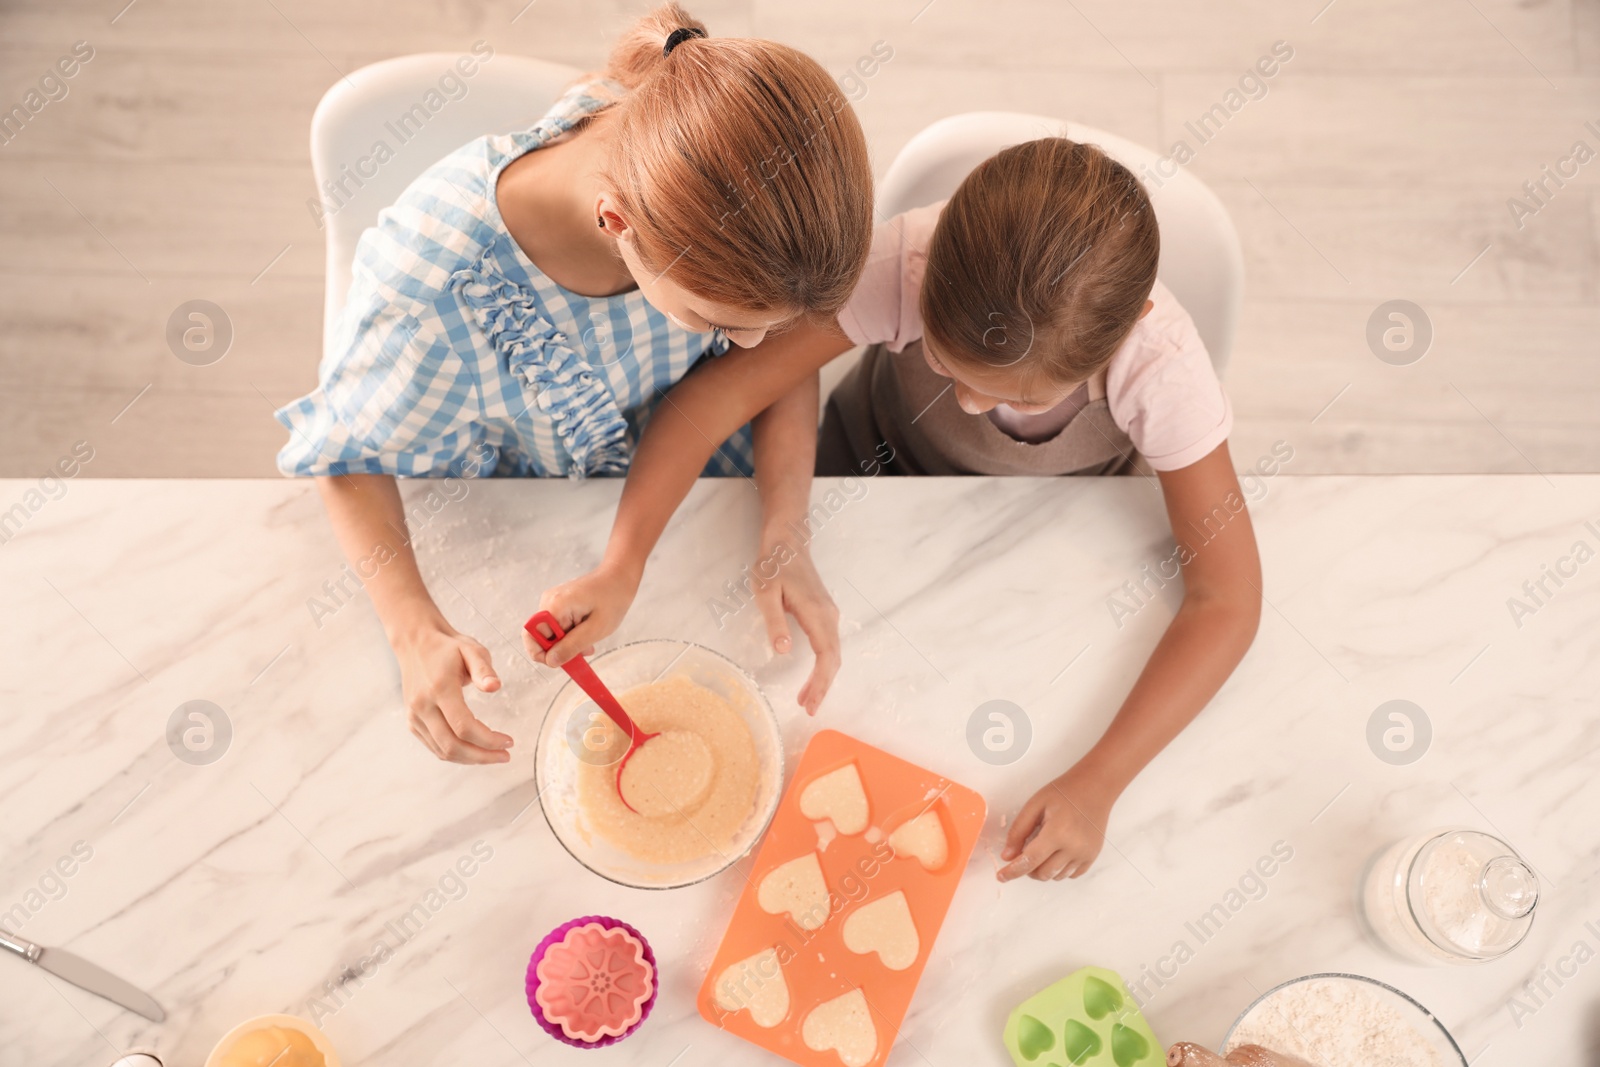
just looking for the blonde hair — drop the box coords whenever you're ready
[598,3,873,318]
[921,138,1159,386]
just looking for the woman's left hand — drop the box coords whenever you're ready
[998,765,1120,882]
[751,542,841,715]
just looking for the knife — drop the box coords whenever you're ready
[0,927,166,1022]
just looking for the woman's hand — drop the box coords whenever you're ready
[314,474,513,766]
[391,620,514,764]
[998,764,1120,882]
[525,560,643,667]
[751,541,841,715]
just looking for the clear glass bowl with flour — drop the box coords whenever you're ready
[1360,828,1539,964]
[536,639,784,890]
[1224,973,1466,1067]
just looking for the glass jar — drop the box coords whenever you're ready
[1361,828,1538,964]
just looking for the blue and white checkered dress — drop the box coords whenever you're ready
[276,79,752,480]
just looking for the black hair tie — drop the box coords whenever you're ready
[662,27,706,56]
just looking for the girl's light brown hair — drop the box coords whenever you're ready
[597,3,873,319]
[921,138,1159,386]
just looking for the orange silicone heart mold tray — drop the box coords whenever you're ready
[697,730,986,1067]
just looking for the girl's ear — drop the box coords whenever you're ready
[1138,298,1154,319]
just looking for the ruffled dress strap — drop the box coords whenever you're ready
[449,246,629,478]
[502,77,629,154]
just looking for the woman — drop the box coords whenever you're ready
[276,3,873,763]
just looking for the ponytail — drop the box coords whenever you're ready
[602,1,708,89]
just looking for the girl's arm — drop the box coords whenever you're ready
[317,474,515,763]
[526,319,853,668]
[999,442,1263,882]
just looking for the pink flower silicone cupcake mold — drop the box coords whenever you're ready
[526,915,657,1048]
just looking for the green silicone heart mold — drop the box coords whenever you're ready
[1082,976,1121,1019]
[1017,1013,1056,1060]
[1002,966,1162,1067]
[1062,1019,1102,1064]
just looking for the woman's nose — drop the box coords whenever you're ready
[725,328,768,349]
[954,382,999,414]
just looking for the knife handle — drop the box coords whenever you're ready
[0,927,42,962]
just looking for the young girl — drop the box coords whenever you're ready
[536,137,1262,884]
[276,3,873,764]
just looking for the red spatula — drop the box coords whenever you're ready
[524,610,658,814]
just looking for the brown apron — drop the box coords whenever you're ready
[818,341,1138,476]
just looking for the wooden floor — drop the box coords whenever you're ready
[1,0,1596,476]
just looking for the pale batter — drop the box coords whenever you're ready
[576,675,759,864]
[619,730,714,816]
[842,890,920,971]
[713,947,791,1028]
[757,852,831,930]
[799,763,870,835]
[802,989,877,1067]
[887,810,947,869]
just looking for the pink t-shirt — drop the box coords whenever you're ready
[837,203,1233,472]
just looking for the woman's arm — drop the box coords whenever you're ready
[607,319,853,582]
[529,319,854,666]
[317,474,515,764]
[748,371,843,713]
[1000,442,1263,881]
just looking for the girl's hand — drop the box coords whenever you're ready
[526,561,642,667]
[752,543,841,715]
[998,765,1119,882]
[392,621,513,764]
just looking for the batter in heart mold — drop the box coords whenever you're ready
[576,675,759,864]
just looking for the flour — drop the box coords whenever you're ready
[1417,839,1496,953]
[1226,977,1451,1067]
[1361,830,1536,964]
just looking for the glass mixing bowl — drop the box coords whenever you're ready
[1224,972,1466,1066]
[535,639,784,890]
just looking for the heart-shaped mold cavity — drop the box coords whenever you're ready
[1111,1022,1150,1066]
[757,852,830,931]
[799,763,870,835]
[841,890,921,971]
[1016,1013,1055,1061]
[1082,975,1123,1020]
[886,806,950,870]
[801,989,877,1067]
[1062,1019,1102,1065]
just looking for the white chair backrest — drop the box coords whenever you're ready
[309,53,583,355]
[877,112,1244,377]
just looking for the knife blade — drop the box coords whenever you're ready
[38,947,166,1023]
[1,929,165,1022]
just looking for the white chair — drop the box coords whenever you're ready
[309,54,582,355]
[835,112,1243,394]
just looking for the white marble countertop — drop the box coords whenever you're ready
[2,476,1597,1067]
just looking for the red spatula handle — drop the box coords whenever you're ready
[524,611,642,742]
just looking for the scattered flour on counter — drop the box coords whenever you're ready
[1226,978,1450,1067]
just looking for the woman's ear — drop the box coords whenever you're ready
[593,194,628,238]
[1139,298,1154,319]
